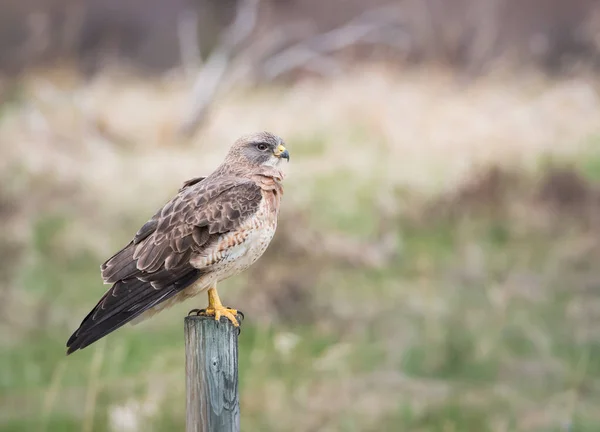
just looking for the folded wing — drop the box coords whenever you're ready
[66,177,262,354]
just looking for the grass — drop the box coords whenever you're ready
[3,65,600,431]
[4,174,600,431]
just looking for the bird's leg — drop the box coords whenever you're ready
[204,287,241,326]
[189,286,241,327]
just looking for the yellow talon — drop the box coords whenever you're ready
[200,286,240,327]
[204,306,239,326]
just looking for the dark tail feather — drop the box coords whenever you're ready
[66,291,170,354]
[66,269,201,355]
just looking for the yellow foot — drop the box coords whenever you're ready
[188,307,242,327]
[202,305,240,327]
[188,286,242,327]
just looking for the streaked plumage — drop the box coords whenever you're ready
[66,132,289,354]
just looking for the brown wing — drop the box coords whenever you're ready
[66,177,263,354]
[178,176,206,192]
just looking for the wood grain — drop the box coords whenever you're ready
[185,314,242,432]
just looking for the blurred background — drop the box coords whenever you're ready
[2,0,600,431]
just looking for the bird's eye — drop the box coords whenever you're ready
[256,143,269,151]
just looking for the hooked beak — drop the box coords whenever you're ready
[274,144,290,161]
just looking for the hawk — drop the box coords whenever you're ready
[66,132,289,355]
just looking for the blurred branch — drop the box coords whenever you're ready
[223,21,317,86]
[261,5,404,80]
[179,3,407,136]
[178,8,202,77]
[361,28,412,50]
[61,3,86,55]
[465,0,502,72]
[414,0,442,59]
[180,0,260,136]
[222,0,261,48]
[180,49,230,136]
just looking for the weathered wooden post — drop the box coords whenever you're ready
[185,314,243,432]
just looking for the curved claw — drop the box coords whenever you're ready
[235,311,245,335]
[188,307,244,331]
[196,306,240,326]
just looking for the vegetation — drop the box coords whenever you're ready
[2,65,600,431]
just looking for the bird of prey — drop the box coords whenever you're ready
[66,132,289,355]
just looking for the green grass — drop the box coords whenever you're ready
[4,159,600,431]
[579,135,600,182]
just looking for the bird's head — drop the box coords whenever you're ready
[225,132,289,170]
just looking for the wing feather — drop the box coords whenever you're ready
[192,225,210,246]
[66,267,201,353]
[66,176,263,354]
[134,219,158,244]
[164,249,192,270]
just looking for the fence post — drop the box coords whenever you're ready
[185,314,242,432]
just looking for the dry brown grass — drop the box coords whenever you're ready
[2,64,598,299]
[2,64,600,216]
[0,65,596,280]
